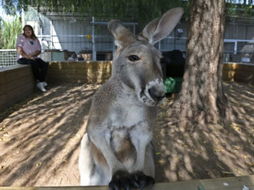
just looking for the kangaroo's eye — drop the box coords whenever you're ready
[128,55,140,62]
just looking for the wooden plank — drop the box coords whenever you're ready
[0,175,253,190]
[198,175,254,190]
[0,188,36,190]
[47,61,112,84]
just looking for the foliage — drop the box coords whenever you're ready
[2,0,254,19]
[1,0,188,26]
[226,2,254,17]
[0,17,3,48]
[0,0,253,46]
[2,0,254,18]
[0,17,22,49]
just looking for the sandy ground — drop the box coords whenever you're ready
[0,82,253,186]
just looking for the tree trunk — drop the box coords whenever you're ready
[169,0,231,127]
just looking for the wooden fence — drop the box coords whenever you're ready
[0,175,253,190]
[1,62,254,112]
[0,65,34,112]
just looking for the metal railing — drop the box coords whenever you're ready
[224,39,254,63]
[224,39,254,54]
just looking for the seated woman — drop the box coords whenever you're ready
[16,25,48,92]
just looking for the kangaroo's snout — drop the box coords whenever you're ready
[148,86,165,102]
[138,78,165,106]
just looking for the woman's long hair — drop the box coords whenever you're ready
[22,25,37,39]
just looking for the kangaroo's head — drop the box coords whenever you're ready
[108,8,183,106]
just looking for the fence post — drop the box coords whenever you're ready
[92,17,97,61]
[234,41,237,55]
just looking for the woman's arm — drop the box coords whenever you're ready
[16,35,33,59]
[28,38,42,58]
[16,46,32,59]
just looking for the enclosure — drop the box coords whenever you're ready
[1,1,254,189]
[0,61,254,187]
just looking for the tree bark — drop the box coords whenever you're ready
[169,0,231,127]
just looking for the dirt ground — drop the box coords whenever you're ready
[0,82,253,186]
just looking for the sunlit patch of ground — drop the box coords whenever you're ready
[0,82,253,186]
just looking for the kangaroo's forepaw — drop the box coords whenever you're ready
[130,171,155,189]
[109,170,131,190]
[109,170,155,190]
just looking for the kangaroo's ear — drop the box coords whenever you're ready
[140,7,184,45]
[108,20,136,49]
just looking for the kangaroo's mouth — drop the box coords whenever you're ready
[139,88,157,106]
[138,79,165,106]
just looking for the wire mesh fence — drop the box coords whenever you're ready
[224,39,254,63]
[1,38,254,69]
[0,49,17,69]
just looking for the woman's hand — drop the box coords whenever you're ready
[26,55,35,59]
[29,50,41,58]
[17,47,40,59]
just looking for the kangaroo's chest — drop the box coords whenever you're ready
[109,103,146,128]
[108,105,152,171]
[94,94,153,172]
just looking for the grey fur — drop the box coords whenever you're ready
[79,7,184,186]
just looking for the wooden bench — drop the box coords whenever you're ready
[0,65,34,112]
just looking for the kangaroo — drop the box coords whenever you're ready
[79,7,183,190]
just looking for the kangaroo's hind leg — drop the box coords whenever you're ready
[79,133,94,185]
[79,133,109,186]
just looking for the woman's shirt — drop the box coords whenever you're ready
[16,34,41,59]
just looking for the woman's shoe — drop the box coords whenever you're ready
[37,82,47,92]
[42,82,48,87]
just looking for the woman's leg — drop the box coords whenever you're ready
[18,58,41,81]
[35,58,48,82]
[18,58,47,92]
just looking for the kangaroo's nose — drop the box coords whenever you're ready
[148,86,165,102]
